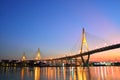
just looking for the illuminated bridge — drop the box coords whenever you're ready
[52,43,120,66]
[41,28,120,66]
[0,28,120,67]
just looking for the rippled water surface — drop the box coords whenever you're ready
[0,66,120,80]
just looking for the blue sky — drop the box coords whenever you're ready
[0,0,120,60]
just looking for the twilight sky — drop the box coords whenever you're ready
[0,0,120,61]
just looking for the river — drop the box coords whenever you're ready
[0,66,120,80]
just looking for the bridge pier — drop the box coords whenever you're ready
[81,54,90,67]
[86,54,90,66]
[60,59,63,66]
[70,58,73,66]
[75,58,77,66]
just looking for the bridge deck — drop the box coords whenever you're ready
[53,43,120,60]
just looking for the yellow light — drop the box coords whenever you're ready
[34,67,40,80]
[22,55,26,61]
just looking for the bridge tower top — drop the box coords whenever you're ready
[80,28,89,53]
[21,52,27,61]
[35,48,41,60]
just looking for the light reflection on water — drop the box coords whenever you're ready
[0,66,120,80]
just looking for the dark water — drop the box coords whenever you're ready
[0,66,120,80]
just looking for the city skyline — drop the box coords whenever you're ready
[0,0,120,61]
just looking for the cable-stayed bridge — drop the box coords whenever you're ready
[1,28,120,67]
[51,43,120,66]
[40,28,120,66]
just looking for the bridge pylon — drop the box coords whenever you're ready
[35,48,41,60]
[80,28,90,66]
[21,52,27,61]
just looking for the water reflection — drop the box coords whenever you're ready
[34,67,40,80]
[90,66,120,80]
[20,67,34,80]
[1,66,120,80]
[21,68,24,80]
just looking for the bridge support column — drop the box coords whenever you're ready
[65,57,69,67]
[60,59,63,66]
[50,60,53,66]
[86,54,90,66]
[81,54,90,67]
[70,58,73,66]
[75,58,77,66]
[80,28,90,67]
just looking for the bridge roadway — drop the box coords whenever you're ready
[27,43,120,62]
[51,43,120,60]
